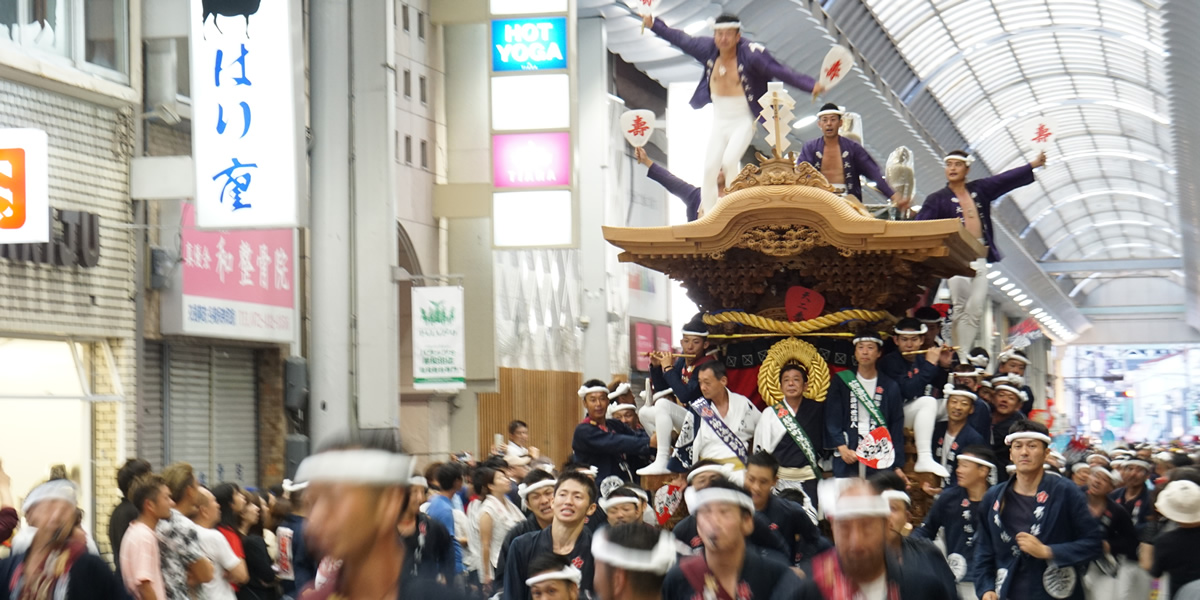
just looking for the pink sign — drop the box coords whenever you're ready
[655,325,674,353]
[169,202,295,342]
[492,132,571,188]
[633,321,654,371]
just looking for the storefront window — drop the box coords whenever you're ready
[0,0,127,78]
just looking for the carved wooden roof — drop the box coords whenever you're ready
[603,159,985,315]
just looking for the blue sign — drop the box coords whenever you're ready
[492,17,567,72]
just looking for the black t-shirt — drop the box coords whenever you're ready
[403,513,455,584]
[1003,488,1039,599]
[0,552,126,600]
[1152,526,1200,599]
[673,513,791,565]
[662,549,823,600]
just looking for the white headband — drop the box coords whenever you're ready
[1124,459,1154,472]
[625,487,649,504]
[294,449,415,485]
[408,476,428,488]
[592,528,677,575]
[653,389,675,401]
[882,490,911,506]
[576,466,599,477]
[968,354,990,368]
[518,479,557,504]
[1004,431,1052,446]
[687,463,734,484]
[993,384,1023,398]
[606,403,636,419]
[579,385,610,398]
[608,383,631,400]
[281,479,309,493]
[944,384,978,401]
[599,495,643,511]
[816,107,843,117]
[1050,451,1065,462]
[894,324,928,336]
[1101,468,1123,485]
[958,454,996,471]
[1156,452,1174,462]
[689,488,755,513]
[1089,454,1110,465]
[828,495,891,520]
[944,153,975,166]
[979,380,993,389]
[853,336,884,347]
[1071,463,1091,474]
[711,21,741,30]
[526,566,582,587]
[998,352,1031,365]
[22,479,79,513]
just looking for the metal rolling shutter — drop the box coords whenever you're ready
[169,345,214,484]
[212,348,258,487]
[140,342,165,470]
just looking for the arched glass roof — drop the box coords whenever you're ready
[864,0,1178,263]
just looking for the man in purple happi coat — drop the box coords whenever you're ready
[634,147,723,222]
[644,13,821,216]
[797,103,907,206]
[915,149,1046,359]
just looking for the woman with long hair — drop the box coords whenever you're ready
[236,491,280,600]
[213,483,247,564]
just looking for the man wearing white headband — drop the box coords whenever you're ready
[915,149,1047,359]
[662,479,814,600]
[987,375,1028,481]
[878,316,955,478]
[642,313,718,476]
[1111,456,1154,536]
[592,523,674,600]
[797,102,906,207]
[653,362,761,486]
[996,351,1037,416]
[0,479,124,600]
[641,13,820,215]
[572,378,651,487]
[826,329,907,480]
[293,429,463,599]
[913,445,998,600]
[503,472,598,600]
[524,554,580,600]
[872,473,959,600]
[599,488,645,528]
[1082,466,1138,600]
[670,464,789,563]
[743,452,829,569]
[973,420,1101,600]
[494,470,558,592]
[949,362,996,440]
[928,384,987,491]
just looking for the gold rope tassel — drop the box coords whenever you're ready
[703,309,896,336]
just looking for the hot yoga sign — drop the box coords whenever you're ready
[492,17,567,71]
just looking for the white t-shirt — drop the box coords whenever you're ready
[196,527,242,600]
[856,376,878,439]
[941,431,957,469]
[856,572,888,600]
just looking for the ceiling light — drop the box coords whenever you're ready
[986,271,1002,279]
[1001,283,1015,291]
[1030,308,1044,315]
[1007,288,1022,297]
[683,21,707,34]
[792,115,817,129]
[1019,299,1033,306]
[993,277,1009,285]
[1014,294,1028,302]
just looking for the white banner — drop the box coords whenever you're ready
[412,286,466,390]
[189,0,302,229]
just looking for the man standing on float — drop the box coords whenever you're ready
[798,103,907,206]
[643,13,822,215]
[915,150,1046,360]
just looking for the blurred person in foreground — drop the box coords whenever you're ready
[0,479,124,599]
[294,429,467,599]
[590,522,673,600]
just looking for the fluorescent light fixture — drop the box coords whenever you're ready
[1019,299,1033,306]
[492,75,570,130]
[792,114,817,129]
[993,277,1009,285]
[986,271,1002,279]
[493,190,573,247]
[1014,294,1027,302]
[683,20,707,34]
[1008,288,1023,296]
[1001,283,1015,291]
[491,0,567,14]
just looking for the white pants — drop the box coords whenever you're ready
[949,258,989,357]
[639,398,691,466]
[700,96,756,213]
[1085,563,1120,600]
[1117,560,1152,600]
[957,582,978,600]
[903,395,940,459]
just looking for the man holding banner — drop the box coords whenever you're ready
[824,329,907,479]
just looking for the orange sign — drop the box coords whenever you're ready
[0,147,26,229]
[0,129,49,243]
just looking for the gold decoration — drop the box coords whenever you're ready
[737,226,825,257]
[703,309,895,335]
[725,158,837,193]
[758,337,831,405]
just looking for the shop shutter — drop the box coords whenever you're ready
[169,345,214,485]
[212,348,258,487]
[140,342,165,470]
